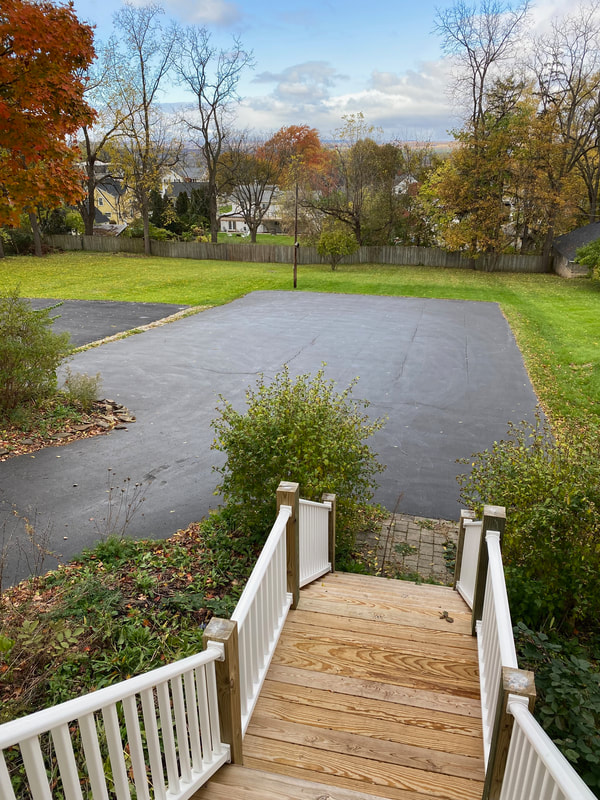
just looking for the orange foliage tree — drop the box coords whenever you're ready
[0,0,95,253]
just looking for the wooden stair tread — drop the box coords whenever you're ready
[194,764,406,800]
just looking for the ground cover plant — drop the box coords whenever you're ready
[0,509,258,724]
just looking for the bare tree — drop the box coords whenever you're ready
[530,2,600,259]
[435,0,530,130]
[173,27,253,243]
[77,42,135,235]
[110,2,179,254]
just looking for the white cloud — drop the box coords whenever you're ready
[253,61,345,104]
[238,58,458,141]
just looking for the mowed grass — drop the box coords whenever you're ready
[2,251,600,429]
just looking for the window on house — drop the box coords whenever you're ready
[97,196,104,206]
[228,220,236,230]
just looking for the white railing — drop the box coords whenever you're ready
[455,518,482,608]
[501,696,597,800]
[231,504,293,735]
[477,530,518,766]
[0,646,229,800]
[299,498,332,587]
[458,506,597,800]
[0,483,335,797]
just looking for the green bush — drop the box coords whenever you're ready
[515,623,600,789]
[62,367,101,411]
[0,291,72,415]
[211,365,386,553]
[122,218,174,240]
[1,227,34,255]
[317,223,359,270]
[574,239,600,279]
[458,415,600,635]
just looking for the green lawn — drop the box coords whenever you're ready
[216,232,295,245]
[2,252,600,429]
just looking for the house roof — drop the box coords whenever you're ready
[554,221,600,261]
[168,181,209,198]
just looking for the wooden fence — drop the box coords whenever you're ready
[45,234,548,273]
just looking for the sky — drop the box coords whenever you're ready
[69,0,576,142]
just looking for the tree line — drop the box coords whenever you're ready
[2,0,600,266]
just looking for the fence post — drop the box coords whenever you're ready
[203,617,243,764]
[471,505,506,636]
[322,492,337,573]
[454,508,476,589]
[483,666,536,800]
[277,480,300,609]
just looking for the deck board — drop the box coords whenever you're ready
[194,572,484,800]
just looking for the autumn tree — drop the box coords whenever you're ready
[173,26,253,242]
[109,2,179,255]
[218,135,286,242]
[0,0,95,256]
[304,114,403,245]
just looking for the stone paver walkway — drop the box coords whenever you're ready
[357,514,459,585]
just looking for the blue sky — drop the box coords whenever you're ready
[70,0,573,141]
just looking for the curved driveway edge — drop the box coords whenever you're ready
[1,291,540,586]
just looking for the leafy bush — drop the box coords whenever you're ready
[458,415,600,635]
[317,223,359,270]
[62,367,101,411]
[574,239,600,279]
[121,218,175,240]
[211,365,386,556]
[0,290,72,416]
[1,227,34,255]
[515,624,600,789]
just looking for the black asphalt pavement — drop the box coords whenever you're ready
[0,291,540,586]
[28,299,189,347]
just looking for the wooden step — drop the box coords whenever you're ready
[193,764,404,800]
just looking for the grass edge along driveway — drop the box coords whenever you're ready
[2,251,600,432]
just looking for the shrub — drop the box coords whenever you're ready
[458,415,600,635]
[317,223,359,270]
[574,239,600,279]
[122,218,175,240]
[515,623,600,789]
[2,227,34,255]
[0,291,72,415]
[211,365,386,551]
[62,367,101,411]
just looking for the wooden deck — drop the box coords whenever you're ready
[195,571,485,800]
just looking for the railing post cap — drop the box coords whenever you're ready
[277,480,299,493]
[502,666,536,697]
[483,504,506,518]
[204,617,237,640]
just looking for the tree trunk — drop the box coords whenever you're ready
[250,225,258,243]
[141,196,151,256]
[541,224,555,272]
[0,235,4,259]
[29,212,43,257]
[84,167,96,235]
[209,182,218,243]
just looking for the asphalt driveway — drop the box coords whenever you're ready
[0,291,540,586]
